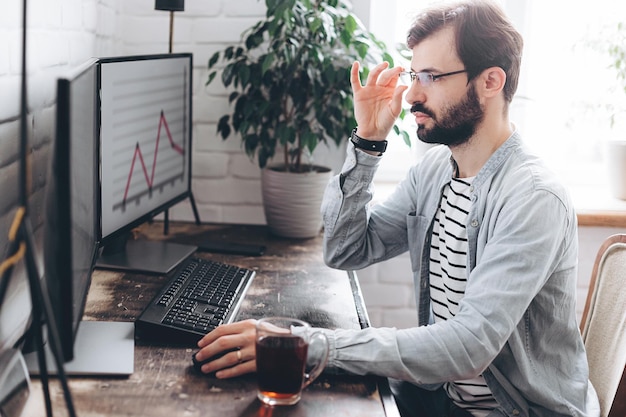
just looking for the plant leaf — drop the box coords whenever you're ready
[206,71,217,86]
[217,115,231,139]
[208,52,220,68]
[262,53,275,75]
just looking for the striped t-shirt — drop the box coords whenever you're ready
[429,177,498,417]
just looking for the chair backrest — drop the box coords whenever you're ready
[580,234,626,417]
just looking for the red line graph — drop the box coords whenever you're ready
[122,110,184,203]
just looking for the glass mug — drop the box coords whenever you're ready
[255,317,329,406]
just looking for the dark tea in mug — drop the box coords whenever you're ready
[255,317,328,406]
[256,335,308,401]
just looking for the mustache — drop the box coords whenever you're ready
[410,103,435,118]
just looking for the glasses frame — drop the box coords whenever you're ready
[399,69,467,87]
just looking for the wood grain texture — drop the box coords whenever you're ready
[23,222,398,417]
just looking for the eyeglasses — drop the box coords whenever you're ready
[399,69,467,87]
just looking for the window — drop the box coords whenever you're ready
[366,0,626,205]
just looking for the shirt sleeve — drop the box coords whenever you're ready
[321,142,418,270]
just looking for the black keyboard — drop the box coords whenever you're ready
[135,257,255,345]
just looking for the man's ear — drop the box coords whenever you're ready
[479,66,506,99]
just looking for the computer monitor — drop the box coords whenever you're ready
[95,53,196,275]
[25,58,134,376]
[45,58,100,363]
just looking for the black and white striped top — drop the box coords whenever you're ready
[429,177,498,417]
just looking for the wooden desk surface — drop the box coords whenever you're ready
[22,222,399,417]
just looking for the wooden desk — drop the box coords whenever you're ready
[22,222,400,417]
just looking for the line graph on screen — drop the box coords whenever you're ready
[104,69,189,213]
[117,110,184,210]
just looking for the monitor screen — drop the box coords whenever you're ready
[96,53,196,274]
[44,58,100,362]
[27,58,135,376]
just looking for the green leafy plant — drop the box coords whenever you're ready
[206,0,410,172]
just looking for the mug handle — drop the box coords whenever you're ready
[302,331,329,389]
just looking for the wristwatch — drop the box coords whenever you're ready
[350,128,388,154]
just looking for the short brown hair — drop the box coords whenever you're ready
[407,0,523,103]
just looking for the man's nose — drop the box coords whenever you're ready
[404,82,426,109]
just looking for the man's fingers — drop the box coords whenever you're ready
[197,319,257,348]
[365,61,390,85]
[215,359,256,379]
[391,84,409,115]
[377,65,405,87]
[352,61,405,92]
[350,61,362,91]
[208,346,256,378]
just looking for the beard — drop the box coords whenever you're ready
[412,82,484,147]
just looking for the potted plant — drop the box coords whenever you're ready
[206,0,409,238]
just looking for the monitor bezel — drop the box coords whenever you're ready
[45,58,100,362]
[96,52,194,247]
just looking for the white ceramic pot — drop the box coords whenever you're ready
[261,164,332,238]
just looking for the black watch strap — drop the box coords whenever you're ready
[350,128,388,154]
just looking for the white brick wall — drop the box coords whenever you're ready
[0,0,622,352]
[0,0,117,350]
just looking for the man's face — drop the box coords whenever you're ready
[406,27,485,146]
[412,82,484,146]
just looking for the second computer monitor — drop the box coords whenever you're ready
[97,53,196,274]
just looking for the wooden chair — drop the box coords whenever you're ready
[580,234,626,417]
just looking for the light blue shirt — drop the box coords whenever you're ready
[319,132,598,417]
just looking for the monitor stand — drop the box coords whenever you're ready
[24,321,134,377]
[96,233,197,275]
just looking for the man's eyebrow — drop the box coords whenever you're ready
[411,66,439,73]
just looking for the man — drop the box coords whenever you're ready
[194,1,599,416]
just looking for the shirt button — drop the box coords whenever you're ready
[469,185,474,192]
[512,410,520,416]
[470,219,479,227]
